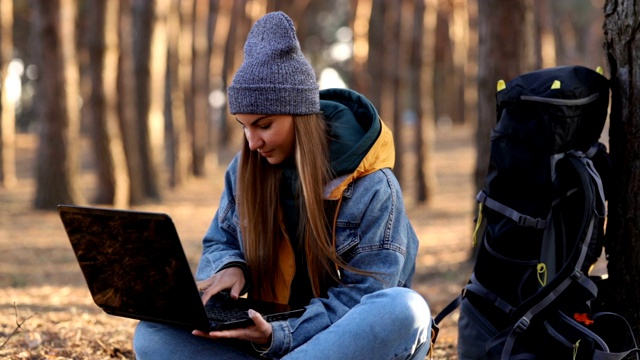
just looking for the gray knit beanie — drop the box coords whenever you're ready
[227,12,320,115]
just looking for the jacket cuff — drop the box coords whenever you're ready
[259,320,291,359]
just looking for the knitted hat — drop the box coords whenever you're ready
[227,12,320,115]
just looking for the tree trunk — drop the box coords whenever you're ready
[446,0,469,125]
[208,0,234,162]
[191,0,212,175]
[32,0,85,209]
[434,8,453,126]
[220,0,249,151]
[146,0,170,195]
[366,0,384,110]
[132,0,164,201]
[413,0,438,204]
[350,0,373,95]
[0,0,16,188]
[382,1,402,184]
[465,0,478,127]
[87,0,130,207]
[166,0,192,188]
[534,0,555,68]
[118,0,146,205]
[603,0,640,339]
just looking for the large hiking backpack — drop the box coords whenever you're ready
[434,65,640,359]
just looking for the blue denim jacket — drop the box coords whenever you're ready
[195,89,420,358]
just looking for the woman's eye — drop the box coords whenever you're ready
[259,124,271,130]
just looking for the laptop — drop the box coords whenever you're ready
[57,204,305,331]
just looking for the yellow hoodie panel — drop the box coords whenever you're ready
[326,119,395,200]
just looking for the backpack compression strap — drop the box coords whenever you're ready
[476,191,547,229]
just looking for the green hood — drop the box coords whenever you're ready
[320,88,381,177]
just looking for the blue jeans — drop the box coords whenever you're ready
[133,287,432,360]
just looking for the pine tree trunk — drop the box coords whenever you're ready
[132,0,164,201]
[413,0,438,204]
[118,0,146,205]
[87,0,130,207]
[0,0,16,188]
[32,0,85,209]
[603,0,640,339]
[166,0,192,187]
[191,0,212,174]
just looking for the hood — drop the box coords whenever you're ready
[319,88,395,200]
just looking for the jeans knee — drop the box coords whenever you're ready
[368,288,431,330]
[133,321,177,359]
[132,321,155,358]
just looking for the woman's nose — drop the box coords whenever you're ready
[245,129,263,151]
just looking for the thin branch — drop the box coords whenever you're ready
[0,303,37,349]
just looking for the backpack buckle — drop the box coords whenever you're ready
[514,317,530,334]
[516,215,545,229]
[571,269,583,281]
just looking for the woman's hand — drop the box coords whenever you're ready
[192,309,273,346]
[196,267,245,304]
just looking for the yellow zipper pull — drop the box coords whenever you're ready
[537,263,547,287]
[472,203,484,247]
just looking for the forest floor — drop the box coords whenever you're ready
[0,123,476,359]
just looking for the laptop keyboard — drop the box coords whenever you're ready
[204,305,249,322]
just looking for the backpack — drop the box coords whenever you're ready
[434,65,640,359]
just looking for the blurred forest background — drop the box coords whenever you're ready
[1,0,640,358]
[0,0,611,208]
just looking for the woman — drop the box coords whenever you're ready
[133,11,433,360]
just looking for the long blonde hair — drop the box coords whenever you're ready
[237,113,345,300]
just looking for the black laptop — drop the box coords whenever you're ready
[57,204,305,331]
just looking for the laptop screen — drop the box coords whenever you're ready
[59,206,210,329]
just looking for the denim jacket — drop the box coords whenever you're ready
[195,89,420,359]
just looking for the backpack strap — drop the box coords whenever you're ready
[477,191,547,229]
[465,273,517,315]
[496,215,599,359]
[594,349,640,360]
[433,294,462,325]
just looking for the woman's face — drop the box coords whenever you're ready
[236,114,295,165]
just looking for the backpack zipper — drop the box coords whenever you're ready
[520,93,600,106]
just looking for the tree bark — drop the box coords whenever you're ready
[365,0,384,111]
[448,0,469,124]
[383,1,402,184]
[603,0,640,338]
[118,0,146,205]
[0,0,16,188]
[166,0,192,188]
[208,0,234,163]
[220,0,249,151]
[350,0,373,95]
[413,0,439,204]
[146,0,170,196]
[87,0,130,207]
[191,0,212,175]
[132,0,164,201]
[32,0,85,209]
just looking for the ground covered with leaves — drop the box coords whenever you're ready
[0,125,475,359]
